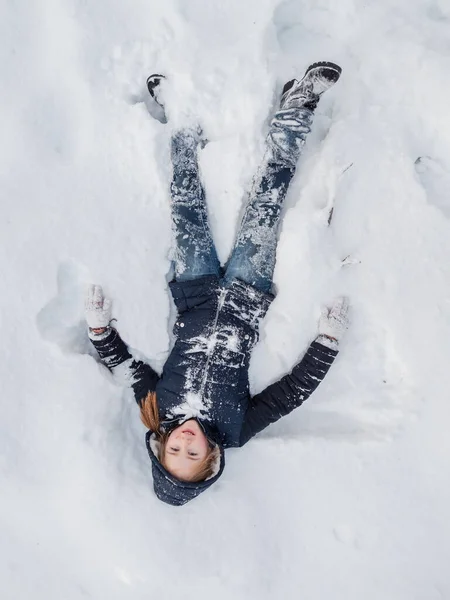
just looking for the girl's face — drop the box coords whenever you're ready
[164,419,210,480]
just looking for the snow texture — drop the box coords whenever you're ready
[2,0,450,599]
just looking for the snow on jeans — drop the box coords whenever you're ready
[169,105,314,293]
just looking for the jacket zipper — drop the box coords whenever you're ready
[199,287,227,398]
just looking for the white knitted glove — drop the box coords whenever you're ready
[317,296,349,349]
[85,285,112,333]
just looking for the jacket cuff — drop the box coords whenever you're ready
[315,335,339,353]
[88,326,112,341]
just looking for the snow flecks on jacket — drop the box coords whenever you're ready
[166,322,249,422]
[184,326,244,363]
[167,391,208,421]
[107,357,141,386]
[90,276,339,451]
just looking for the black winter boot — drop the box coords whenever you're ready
[280,62,342,112]
[146,74,167,123]
[147,74,166,106]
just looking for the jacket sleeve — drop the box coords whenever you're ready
[89,328,159,405]
[239,339,338,446]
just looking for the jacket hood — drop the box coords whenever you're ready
[145,427,225,506]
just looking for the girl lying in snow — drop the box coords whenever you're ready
[86,62,349,506]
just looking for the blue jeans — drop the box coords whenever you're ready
[170,107,314,294]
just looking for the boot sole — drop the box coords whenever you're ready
[282,61,342,96]
[146,73,166,103]
[304,61,342,82]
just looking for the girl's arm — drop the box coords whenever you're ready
[239,297,349,447]
[86,285,159,403]
[239,339,337,446]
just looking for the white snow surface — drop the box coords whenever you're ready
[2,0,450,598]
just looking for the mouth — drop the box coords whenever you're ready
[182,429,195,436]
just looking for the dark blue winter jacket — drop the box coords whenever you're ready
[90,275,338,506]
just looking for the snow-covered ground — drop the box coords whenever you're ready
[2,0,450,598]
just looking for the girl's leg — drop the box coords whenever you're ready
[223,110,312,293]
[224,62,341,294]
[170,128,221,282]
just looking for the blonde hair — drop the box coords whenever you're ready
[140,392,219,483]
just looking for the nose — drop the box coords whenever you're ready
[175,431,193,443]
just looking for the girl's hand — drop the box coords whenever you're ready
[85,284,113,332]
[319,296,349,343]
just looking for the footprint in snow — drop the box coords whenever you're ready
[415,156,450,219]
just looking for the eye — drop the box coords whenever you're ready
[170,447,180,452]
[188,452,198,457]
